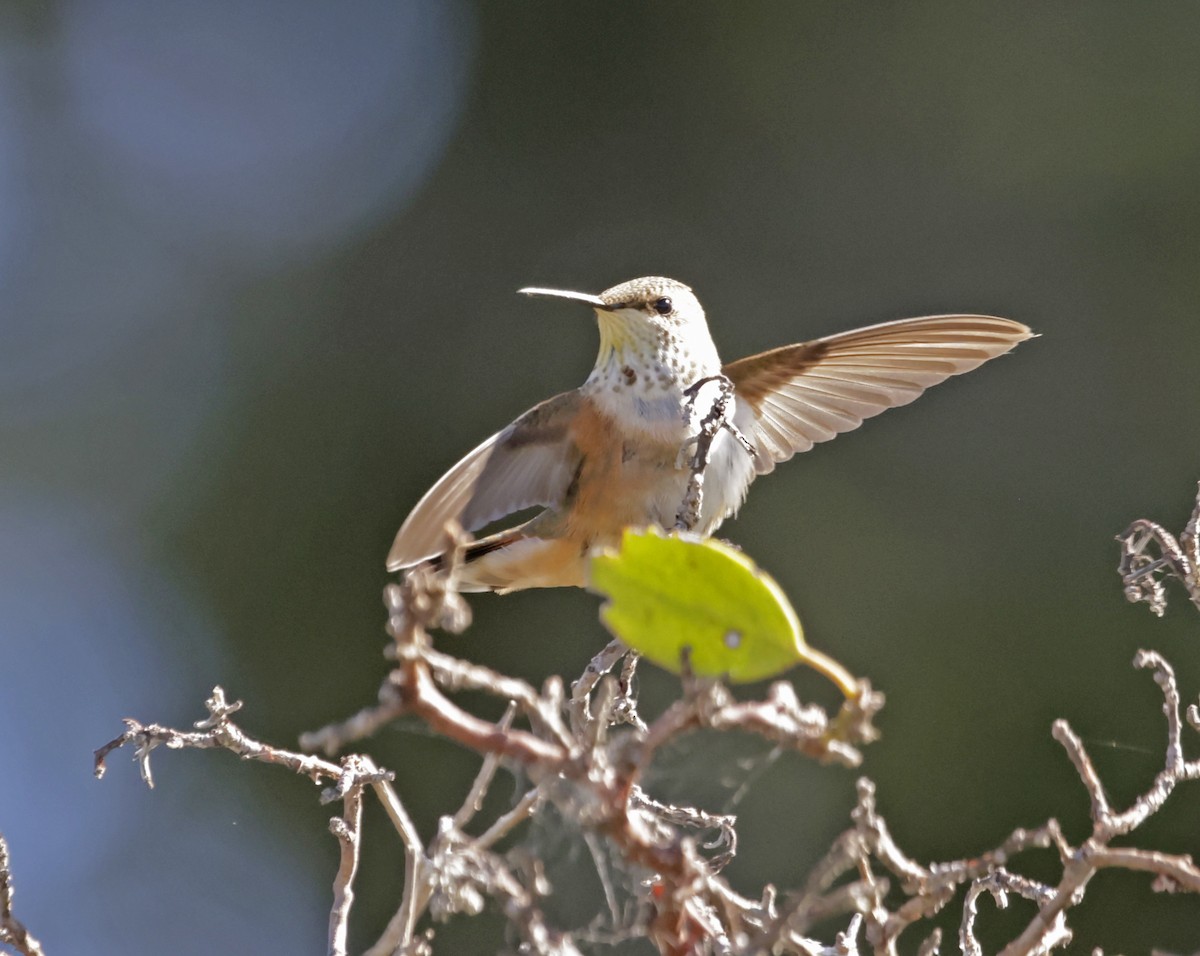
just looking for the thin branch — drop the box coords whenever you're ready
[962,870,1064,956]
[999,651,1200,956]
[0,835,44,956]
[674,373,752,533]
[89,480,1200,955]
[1116,482,1200,616]
[476,788,540,851]
[93,688,432,956]
[328,768,365,956]
[1089,847,1200,892]
[94,687,344,787]
[569,639,629,734]
[453,703,517,831]
[1051,720,1112,821]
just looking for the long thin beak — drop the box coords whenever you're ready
[518,287,610,309]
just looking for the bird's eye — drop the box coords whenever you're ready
[652,297,673,315]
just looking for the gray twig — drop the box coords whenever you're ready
[674,373,750,533]
[1116,481,1200,616]
[88,485,1200,954]
[0,835,44,956]
[328,764,365,956]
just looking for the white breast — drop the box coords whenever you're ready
[585,363,758,535]
[586,374,692,444]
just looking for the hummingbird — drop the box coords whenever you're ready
[387,277,1032,592]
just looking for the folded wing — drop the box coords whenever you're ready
[386,390,583,570]
[723,315,1033,474]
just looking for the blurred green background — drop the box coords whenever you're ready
[3,2,1200,953]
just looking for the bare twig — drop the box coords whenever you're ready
[93,688,433,956]
[476,787,540,851]
[569,639,630,734]
[96,601,1200,956]
[328,762,365,956]
[453,703,517,831]
[614,651,648,731]
[94,686,340,788]
[326,565,880,952]
[1117,481,1200,616]
[674,373,752,533]
[962,870,1064,956]
[90,480,1200,954]
[998,651,1200,956]
[0,835,44,956]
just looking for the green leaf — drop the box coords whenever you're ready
[589,528,856,694]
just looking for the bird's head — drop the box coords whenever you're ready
[520,276,721,383]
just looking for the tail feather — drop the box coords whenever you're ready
[424,530,587,593]
[428,530,523,573]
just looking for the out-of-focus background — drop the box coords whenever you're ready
[3,2,1200,952]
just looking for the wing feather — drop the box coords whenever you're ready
[386,391,582,570]
[724,315,1033,474]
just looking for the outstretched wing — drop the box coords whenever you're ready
[386,390,583,570]
[724,315,1033,474]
